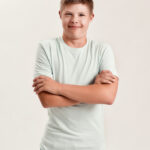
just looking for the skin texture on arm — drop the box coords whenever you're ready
[35,71,118,107]
[37,91,81,108]
[58,76,119,105]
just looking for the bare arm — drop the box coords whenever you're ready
[35,71,118,107]
[58,76,119,105]
[37,91,81,108]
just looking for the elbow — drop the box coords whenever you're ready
[96,93,114,105]
[40,99,49,108]
[41,98,53,108]
[42,103,49,108]
[107,99,114,105]
[107,87,118,105]
[107,96,116,105]
[37,92,51,108]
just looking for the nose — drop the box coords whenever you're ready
[71,16,79,24]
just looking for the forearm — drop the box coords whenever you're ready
[40,92,81,108]
[59,83,111,104]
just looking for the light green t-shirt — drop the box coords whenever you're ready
[33,36,119,150]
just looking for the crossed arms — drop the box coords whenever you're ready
[35,70,119,108]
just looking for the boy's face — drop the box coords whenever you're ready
[59,3,94,39]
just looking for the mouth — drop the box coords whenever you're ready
[68,26,81,29]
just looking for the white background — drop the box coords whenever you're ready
[0,0,150,150]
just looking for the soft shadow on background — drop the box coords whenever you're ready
[0,0,149,150]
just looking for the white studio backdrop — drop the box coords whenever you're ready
[0,0,150,150]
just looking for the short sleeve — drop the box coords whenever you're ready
[99,43,119,78]
[33,42,53,79]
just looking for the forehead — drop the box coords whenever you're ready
[62,3,90,13]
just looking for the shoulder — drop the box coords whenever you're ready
[36,37,60,56]
[89,38,113,53]
[38,37,59,48]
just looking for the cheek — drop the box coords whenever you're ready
[82,22,89,29]
[62,20,69,27]
[82,19,90,26]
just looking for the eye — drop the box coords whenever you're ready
[65,13,72,16]
[79,14,85,16]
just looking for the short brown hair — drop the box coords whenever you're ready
[60,0,94,14]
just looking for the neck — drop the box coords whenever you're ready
[62,34,87,48]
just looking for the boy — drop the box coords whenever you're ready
[32,0,119,149]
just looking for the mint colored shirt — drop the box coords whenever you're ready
[33,36,119,150]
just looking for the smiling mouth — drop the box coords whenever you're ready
[68,26,81,29]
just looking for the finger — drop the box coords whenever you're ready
[106,70,112,74]
[105,72,114,77]
[33,75,45,81]
[96,74,110,80]
[95,78,110,84]
[95,74,114,83]
[34,83,44,91]
[99,71,112,77]
[111,75,116,79]
[35,83,44,90]
[109,78,116,83]
[101,80,113,84]
[101,70,112,74]
[33,75,42,82]
[106,81,112,84]
[32,79,44,87]
[36,79,44,84]
[33,77,38,82]
[36,87,44,94]
[95,78,113,84]
[104,76,115,82]
[105,77,116,83]
[101,73,115,80]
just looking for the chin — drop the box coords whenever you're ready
[68,33,85,39]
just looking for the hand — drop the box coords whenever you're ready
[32,75,61,95]
[94,70,116,84]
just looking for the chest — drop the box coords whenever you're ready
[51,45,100,85]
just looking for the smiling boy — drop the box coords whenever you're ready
[59,1,94,46]
[32,0,119,150]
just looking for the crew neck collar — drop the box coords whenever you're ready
[59,36,89,53]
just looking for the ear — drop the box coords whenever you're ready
[90,13,94,21]
[59,10,62,19]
